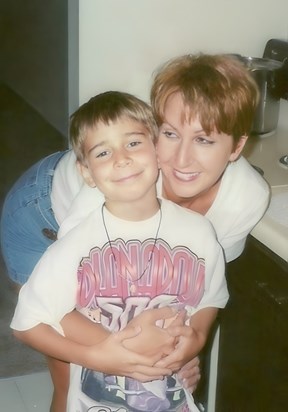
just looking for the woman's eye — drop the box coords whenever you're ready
[195,136,214,145]
[163,130,177,139]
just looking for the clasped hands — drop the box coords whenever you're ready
[90,306,201,391]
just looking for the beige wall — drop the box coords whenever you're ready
[78,0,288,108]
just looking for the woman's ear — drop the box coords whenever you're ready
[77,161,96,188]
[229,135,248,162]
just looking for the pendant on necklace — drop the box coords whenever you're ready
[129,283,137,294]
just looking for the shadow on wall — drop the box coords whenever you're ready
[0,83,66,377]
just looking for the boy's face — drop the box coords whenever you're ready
[79,117,159,206]
[156,92,247,202]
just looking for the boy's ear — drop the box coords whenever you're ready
[229,135,248,162]
[77,161,96,188]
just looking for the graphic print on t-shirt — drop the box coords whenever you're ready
[75,237,205,412]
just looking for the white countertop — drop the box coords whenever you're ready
[243,128,288,262]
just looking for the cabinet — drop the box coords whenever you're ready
[216,235,288,412]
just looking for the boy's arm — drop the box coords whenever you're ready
[13,323,172,382]
[61,310,109,343]
[155,307,218,372]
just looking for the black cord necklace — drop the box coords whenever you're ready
[101,202,162,294]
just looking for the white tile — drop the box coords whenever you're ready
[0,372,53,412]
[15,372,53,412]
[0,379,26,411]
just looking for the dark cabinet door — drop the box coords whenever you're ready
[216,236,288,412]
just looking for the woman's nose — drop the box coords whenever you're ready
[174,142,193,168]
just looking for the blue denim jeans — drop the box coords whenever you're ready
[0,151,67,284]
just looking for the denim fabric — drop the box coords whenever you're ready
[0,151,67,284]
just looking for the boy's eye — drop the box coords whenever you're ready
[128,140,141,148]
[96,150,109,158]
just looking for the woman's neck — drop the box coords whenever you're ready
[162,180,221,215]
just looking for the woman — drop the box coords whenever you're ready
[1,53,270,411]
[151,53,270,263]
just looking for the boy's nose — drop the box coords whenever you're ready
[114,152,132,167]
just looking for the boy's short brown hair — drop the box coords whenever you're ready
[150,54,259,143]
[70,91,158,163]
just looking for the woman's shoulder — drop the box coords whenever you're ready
[207,155,270,232]
[56,150,79,181]
[58,185,105,238]
[52,150,85,224]
[222,156,270,200]
[161,198,214,230]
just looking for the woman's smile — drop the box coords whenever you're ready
[173,169,201,182]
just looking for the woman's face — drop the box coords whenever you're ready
[156,92,246,206]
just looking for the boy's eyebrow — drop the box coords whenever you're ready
[87,141,105,154]
[125,130,146,136]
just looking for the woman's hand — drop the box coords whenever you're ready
[177,356,201,392]
[156,307,218,392]
[154,311,197,372]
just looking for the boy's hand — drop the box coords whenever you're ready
[123,306,181,357]
[87,325,172,382]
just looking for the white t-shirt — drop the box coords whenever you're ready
[54,152,270,262]
[11,199,228,412]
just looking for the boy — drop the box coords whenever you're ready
[11,91,228,411]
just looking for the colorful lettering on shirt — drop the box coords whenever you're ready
[77,237,205,312]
